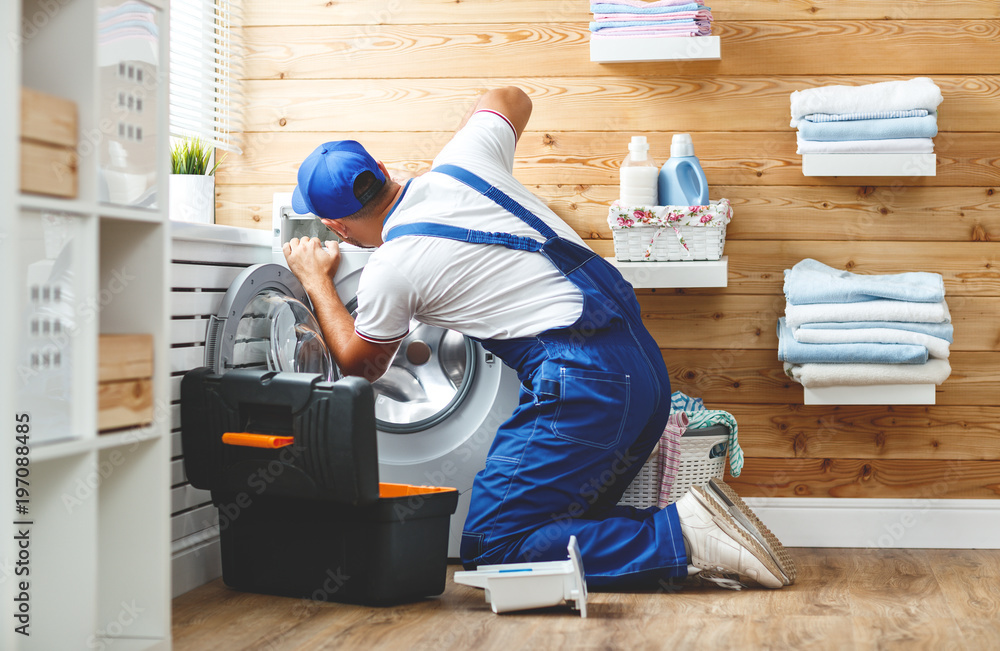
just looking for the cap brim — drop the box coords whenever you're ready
[291,186,311,215]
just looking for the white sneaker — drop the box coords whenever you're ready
[707,478,796,584]
[675,485,786,590]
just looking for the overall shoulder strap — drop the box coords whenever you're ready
[383,164,556,251]
[432,164,559,240]
[383,222,541,251]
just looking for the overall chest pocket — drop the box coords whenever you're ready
[550,367,631,450]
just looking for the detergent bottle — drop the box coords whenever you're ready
[658,134,709,206]
[619,136,658,207]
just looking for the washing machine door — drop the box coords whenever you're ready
[205,263,335,380]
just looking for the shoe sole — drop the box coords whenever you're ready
[688,485,786,589]
[707,478,797,584]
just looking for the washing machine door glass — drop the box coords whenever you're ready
[372,320,477,434]
[231,289,335,380]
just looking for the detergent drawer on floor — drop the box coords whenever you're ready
[217,483,458,605]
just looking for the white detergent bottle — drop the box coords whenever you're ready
[619,136,658,207]
[658,134,709,206]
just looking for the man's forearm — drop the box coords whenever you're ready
[300,276,356,368]
[301,276,397,382]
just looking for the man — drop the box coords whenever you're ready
[284,87,794,589]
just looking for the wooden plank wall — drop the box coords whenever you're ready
[217,0,1000,500]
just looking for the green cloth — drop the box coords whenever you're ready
[684,409,744,477]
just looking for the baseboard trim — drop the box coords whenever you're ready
[743,498,1000,549]
[171,529,222,598]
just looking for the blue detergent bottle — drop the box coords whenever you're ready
[658,134,710,206]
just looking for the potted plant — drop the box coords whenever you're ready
[169,137,224,223]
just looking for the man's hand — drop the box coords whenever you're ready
[283,237,340,292]
[281,235,398,382]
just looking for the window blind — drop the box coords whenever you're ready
[169,0,244,153]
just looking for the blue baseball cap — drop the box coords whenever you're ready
[291,140,386,219]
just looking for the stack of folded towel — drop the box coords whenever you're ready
[590,0,713,39]
[791,78,943,155]
[778,259,953,388]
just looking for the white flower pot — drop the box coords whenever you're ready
[169,174,215,223]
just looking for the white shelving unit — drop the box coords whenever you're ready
[802,153,937,177]
[2,0,171,649]
[590,36,721,63]
[606,256,728,288]
[803,384,937,406]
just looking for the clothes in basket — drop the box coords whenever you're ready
[618,392,743,510]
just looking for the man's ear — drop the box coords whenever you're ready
[320,218,346,239]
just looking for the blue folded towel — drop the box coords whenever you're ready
[784,259,945,305]
[798,320,954,343]
[591,3,706,14]
[803,109,930,123]
[590,19,701,30]
[778,318,929,364]
[798,114,938,141]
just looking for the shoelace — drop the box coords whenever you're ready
[694,571,746,591]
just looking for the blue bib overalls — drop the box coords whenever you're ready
[385,165,688,587]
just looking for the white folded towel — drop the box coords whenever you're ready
[796,134,935,155]
[792,326,951,359]
[784,359,952,388]
[784,299,951,329]
[790,77,943,127]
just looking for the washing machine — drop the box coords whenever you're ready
[201,193,518,557]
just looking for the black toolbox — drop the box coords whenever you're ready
[181,368,458,605]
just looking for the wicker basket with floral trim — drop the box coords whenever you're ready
[607,199,732,262]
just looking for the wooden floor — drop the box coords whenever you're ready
[172,548,1000,650]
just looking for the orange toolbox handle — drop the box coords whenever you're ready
[222,432,295,449]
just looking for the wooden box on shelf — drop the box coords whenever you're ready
[19,86,79,198]
[98,333,154,432]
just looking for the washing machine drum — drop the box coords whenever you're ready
[349,304,477,435]
[206,263,479,436]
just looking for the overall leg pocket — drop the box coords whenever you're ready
[551,367,631,450]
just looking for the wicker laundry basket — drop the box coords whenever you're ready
[617,442,661,507]
[607,200,732,262]
[618,425,729,510]
[612,224,727,262]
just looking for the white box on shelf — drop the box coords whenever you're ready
[802,153,936,177]
[803,383,936,405]
[97,0,161,208]
[590,35,720,63]
[606,256,728,289]
[18,211,90,445]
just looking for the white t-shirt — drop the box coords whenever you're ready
[353,110,585,343]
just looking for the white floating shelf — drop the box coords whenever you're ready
[590,36,720,63]
[33,437,94,463]
[803,383,936,406]
[801,153,936,177]
[606,255,727,288]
